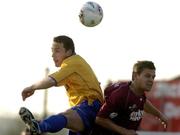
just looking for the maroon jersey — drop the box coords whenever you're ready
[93,82,146,135]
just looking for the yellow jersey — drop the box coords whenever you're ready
[49,55,103,106]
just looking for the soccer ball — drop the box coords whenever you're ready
[79,1,103,27]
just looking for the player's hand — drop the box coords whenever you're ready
[21,86,35,101]
[158,114,168,130]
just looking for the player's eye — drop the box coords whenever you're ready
[145,74,155,80]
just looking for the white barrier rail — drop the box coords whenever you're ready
[137,131,180,135]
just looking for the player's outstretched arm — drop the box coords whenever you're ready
[144,99,168,129]
[21,77,56,101]
[95,116,138,135]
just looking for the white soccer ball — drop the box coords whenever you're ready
[79,1,103,27]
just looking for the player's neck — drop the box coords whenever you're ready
[130,82,144,96]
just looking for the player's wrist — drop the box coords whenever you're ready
[117,126,127,135]
[30,85,36,91]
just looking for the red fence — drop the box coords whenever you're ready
[140,77,180,132]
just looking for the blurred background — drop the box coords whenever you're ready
[0,0,180,135]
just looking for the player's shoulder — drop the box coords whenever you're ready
[69,55,88,65]
[112,82,130,95]
[61,55,83,68]
[64,54,79,62]
[105,81,130,91]
[104,81,130,99]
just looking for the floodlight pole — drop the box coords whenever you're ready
[43,67,49,119]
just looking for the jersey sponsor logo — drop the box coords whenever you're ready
[113,83,120,88]
[128,104,137,111]
[129,109,144,121]
[109,112,118,119]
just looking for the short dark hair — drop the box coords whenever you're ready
[133,60,156,74]
[53,35,75,53]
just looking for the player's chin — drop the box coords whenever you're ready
[54,61,60,67]
[54,63,59,67]
[54,62,57,67]
[145,86,152,91]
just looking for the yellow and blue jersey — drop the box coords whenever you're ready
[49,55,103,106]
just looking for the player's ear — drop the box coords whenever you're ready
[66,49,73,56]
[132,72,137,81]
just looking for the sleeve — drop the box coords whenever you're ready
[97,89,125,118]
[49,64,75,86]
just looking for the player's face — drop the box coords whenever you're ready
[135,68,156,92]
[51,42,69,67]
